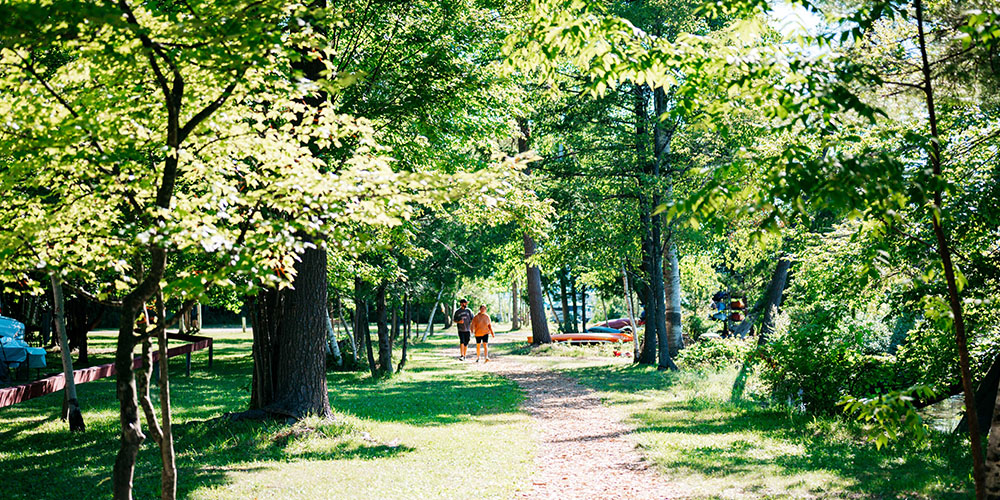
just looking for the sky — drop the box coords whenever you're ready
[768,0,826,37]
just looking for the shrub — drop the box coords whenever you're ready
[676,337,754,370]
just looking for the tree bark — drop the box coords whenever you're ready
[250,288,282,411]
[559,272,571,332]
[580,284,587,332]
[758,257,791,343]
[651,85,678,371]
[375,284,393,376]
[398,295,411,372]
[272,245,332,418]
[65,295,102,366]
[520,118,551,345]
[112,304,143,500]
[336,295,357,364]
[957,353,1000,438]
[664,243,683,358]
[420,285,444,341]
[623,266,640,361]
[154,293,176,500]
[914,1,985,495]
[570,274,580,333]
[634,83,658,366]
[357,278,377,379]
[511,279,520,330]
[986,385,1000,498]
[325,308,343,367]
[51,274,85,432]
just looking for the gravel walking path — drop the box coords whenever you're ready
[461,351,687,499]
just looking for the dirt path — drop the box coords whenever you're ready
[458,349,687,500]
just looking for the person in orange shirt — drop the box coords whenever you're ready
[470,305,495,362]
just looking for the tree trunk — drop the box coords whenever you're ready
[580,284,587,332]
[635,83,658,366]
[623,266,640,361]
[153,293,177,500]
[569,276,580,333]
[398,295,410,372]
[375,284,392,376]
[664,243,683,358]
[519,118,551,345]
[914,2,985,494]
[525,234,552,345]
[336,296,357,364]
[357,278,378,379]
[442,300,454,330]
[51,274,84,432]
[511,279,520,330]
[651,85,677,371]
[957,353,1000,439]
[986,386,1000,498]
[731,257,791,339]
[270,245,332,418]
[758,257,791,343]
[66,295,103,366]
[390,300,400,344]
[559,272,571,332]
[325,308,343,367]
[250,288,282,411]
[421,284,444,341]
[112,305,143,500]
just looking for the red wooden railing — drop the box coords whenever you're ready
[0,333,212,409]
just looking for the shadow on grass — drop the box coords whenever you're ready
[0,334,525,499]
[325,370,523,426]
[528,360,971,499]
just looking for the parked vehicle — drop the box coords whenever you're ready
[0,316,45,379]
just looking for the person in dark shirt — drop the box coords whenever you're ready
[453,299,474,360]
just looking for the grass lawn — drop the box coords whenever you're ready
[492,341,974,500]
[0,328,535,499]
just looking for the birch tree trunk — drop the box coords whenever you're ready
[511,279,520,330]
[664,243,683,358]
[420,285,444,342]
[51,274,85,432]
[336,296,357,364]
[325,309,343,367]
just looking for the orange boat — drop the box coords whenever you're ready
[526,331,634,344]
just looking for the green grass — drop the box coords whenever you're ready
[0,329,535,499]
[508,353,973,499]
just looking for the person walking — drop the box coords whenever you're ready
[453,299,473,360]
[470,305,495,362]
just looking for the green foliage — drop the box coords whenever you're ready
[675,337,754,370]
[840,386,935,450]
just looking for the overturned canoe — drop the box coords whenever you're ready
[526,332,634,344]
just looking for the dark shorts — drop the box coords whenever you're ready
[475,335,489,344]
[458,331,470,346]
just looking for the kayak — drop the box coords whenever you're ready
[526,331,634,344]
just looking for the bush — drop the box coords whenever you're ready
[758,304,911,414]
[676,337,754,370]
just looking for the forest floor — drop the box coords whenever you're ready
[0,325,974,499]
